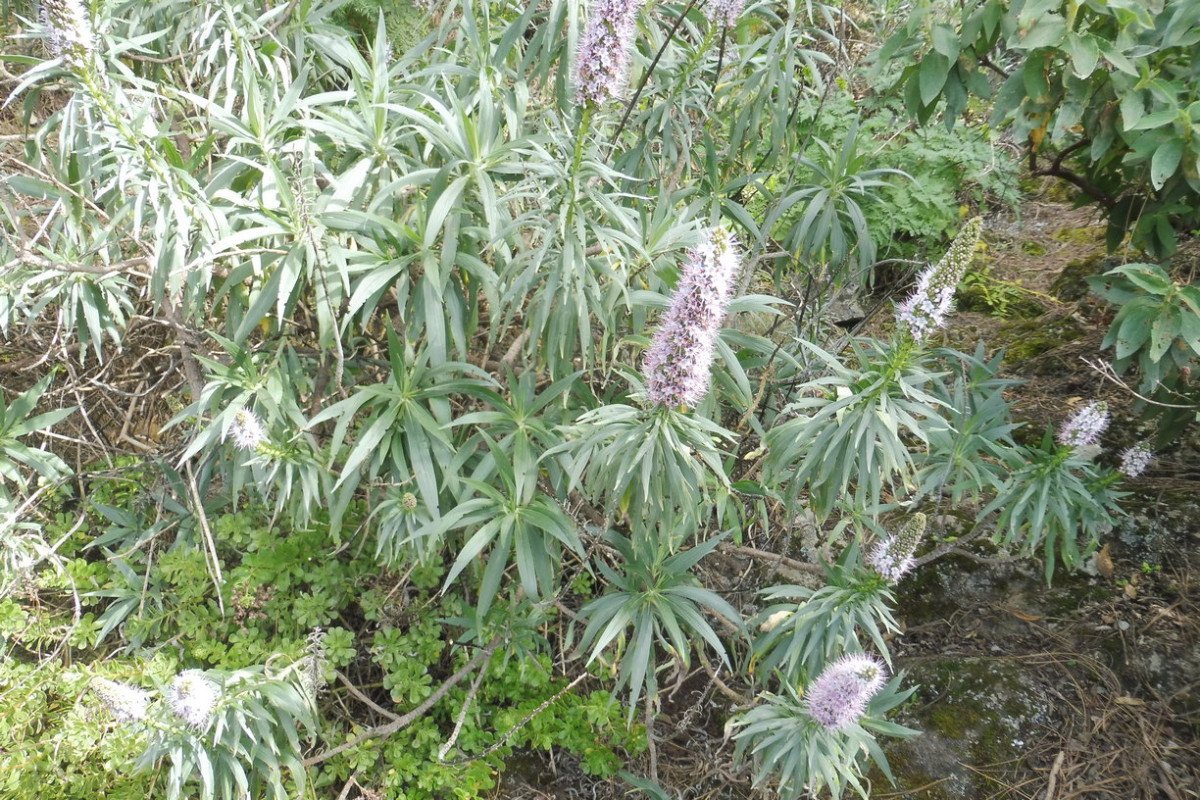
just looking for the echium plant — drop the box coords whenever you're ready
[42,0,97,72]
[731,664,916,800]
[89,665,317,800]
[732,540,920,799]
[703,0,748,28]
[91,677,152,723]
[750,536,916,682]
[557,227,741,534]
[766,218,984,519]
[225,409,266,453]
[982,399,1126,581]
[805,654,888,731]
[559,229,748,718]
[867,512,926,582]
[1120,444,1154,478]
[1056,401,1109,450]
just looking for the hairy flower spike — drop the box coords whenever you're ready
[91,677,150,723]
[166,670,221,730]
[805,654,887,731]
[644,228,741,408]
[42,0,97,70]
[228,408,265,451]
[1057,401,1110,449]
[867,512,927,582]
[897,216,983,341]
[1119,443,1153,478]
[299,627,329,697]
[575,0,645,107]
[704,0,747,27]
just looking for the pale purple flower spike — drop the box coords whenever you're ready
[1119,443,1153,477]
[897,217,982,341]
[42,0,96,68]
[644,228,741,408]
[228,408,265,451]
[91,677,151,722]
[867,512,926,582]
[806,653,887,731]
[703,0,747,27]
[166,670,221,730]
[575,0,645,107]
[1057,401,1110,449]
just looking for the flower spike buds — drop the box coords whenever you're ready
[42,0,97,71]
[644,228,741,408]
[1057,401,1110,449]
[806,654,887,731]
[91,677,151,723]
[575,0,645,107]
[1119,443,1153,477]
[897,216,983,341]
[867,512,926,582]
[166,670,221,730]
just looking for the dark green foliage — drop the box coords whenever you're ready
[883,0,1200,257]
[333,0,431,54]
[1088,262,1200,439]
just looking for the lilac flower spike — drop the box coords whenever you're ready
[805,654,887,731]
[166,670,221,730]
[1057,401,1110,449]
[897,216,983,341]
[704,0,747,27]
[42,0,97,69]
[91,677,151,723]
[867,512,927,582]
[575,0,645,107]
[644,228,741,408]
[1119,443,1153,478]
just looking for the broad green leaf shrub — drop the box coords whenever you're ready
[1087,262,1200,438]
[883,0,1200,257]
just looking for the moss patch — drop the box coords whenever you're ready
[1052,226,1105,247]
[997,316,1088,364]
[877,658,1053,799]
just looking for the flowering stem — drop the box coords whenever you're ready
[565,105,593,227]
[573,105,593,179]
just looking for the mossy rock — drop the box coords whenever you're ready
[995,315,1087,366]
[1052,226,1105,247]
[877,658,1053,799]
